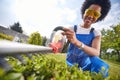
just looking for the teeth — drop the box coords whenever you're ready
[87,18,93,21]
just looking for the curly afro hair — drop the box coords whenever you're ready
[81,0,111,22]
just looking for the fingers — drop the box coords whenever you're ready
[63,28,73,33]
[62,28,74,35]
[61,28,75,41]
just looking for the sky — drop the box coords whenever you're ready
[0,0,120,38]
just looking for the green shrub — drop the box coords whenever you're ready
[0,33,13,40]
[28,32,42,45]
[0,54,119,80]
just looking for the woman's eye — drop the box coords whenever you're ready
[94,12,98,17]
[88,10,92,14]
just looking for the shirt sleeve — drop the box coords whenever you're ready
[94,29,102,37]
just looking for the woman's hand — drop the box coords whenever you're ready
[61,27,101,56]
[62,28,78,45]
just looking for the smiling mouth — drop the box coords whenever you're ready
[85,18,92,23]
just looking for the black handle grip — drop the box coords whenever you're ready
[53,26,64,31]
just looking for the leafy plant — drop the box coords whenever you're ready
[0,33,13,40]
[0,54,120,80]
[28,32,42,45]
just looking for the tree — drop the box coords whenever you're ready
[28,32,42,46]
[42,36,47,46]
[10,22,23,33]
[110,24,120,61]
[101,29,112,53]
[101,22,120,61]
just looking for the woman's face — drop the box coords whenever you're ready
[83,4,101,26]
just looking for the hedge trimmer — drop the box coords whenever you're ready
[0,26,67,55]
[0,26,68,71]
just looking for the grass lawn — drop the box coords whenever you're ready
[105,60,120,78]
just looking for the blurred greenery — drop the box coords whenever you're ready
[0,54,119,80]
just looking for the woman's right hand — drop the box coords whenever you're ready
[62,27,78,45]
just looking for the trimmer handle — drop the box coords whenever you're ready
[49,26,65,53]
[49,26,64,42]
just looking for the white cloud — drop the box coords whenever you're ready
[112,2,120,9]
[59,0,66,5]
[14,0,61,37]
[13,0,78,38]
[62,8,77,23]
[93,22,111,30]
[9,0,120,38]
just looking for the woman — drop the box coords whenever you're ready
[62,0,111,78]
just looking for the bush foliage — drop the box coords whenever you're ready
[0,54,119,80]
[0,33,13,40]
[28,32,42,45]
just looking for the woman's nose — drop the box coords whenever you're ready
[87,15,94,20]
